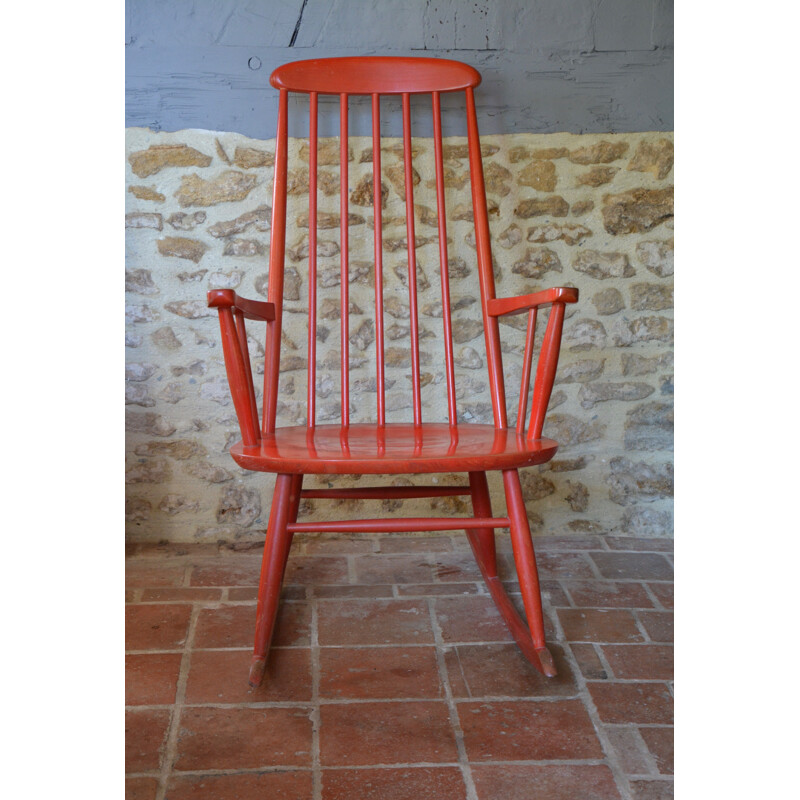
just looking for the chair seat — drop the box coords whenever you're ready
[230,423,559,474]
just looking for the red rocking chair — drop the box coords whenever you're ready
[208,57,579,687]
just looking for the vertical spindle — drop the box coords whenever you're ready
[263,88,289,434]
[516,308,537,435]
[402,92,422,426]
[527,303,565,440]
[340,93,350,426]
[307,91,318,427]
[372,93,386,426]
[432,92,457,426]
[466,86,507,429]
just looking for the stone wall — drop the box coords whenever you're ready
[125,126,673,543]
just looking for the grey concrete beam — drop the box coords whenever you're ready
[125,0,673,135]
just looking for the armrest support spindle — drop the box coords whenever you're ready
[208,290,277,448]
[488,286,577,440]
[516,308,537,435]
[527,302,565,441]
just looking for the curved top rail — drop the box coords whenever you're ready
[270,56,481,95]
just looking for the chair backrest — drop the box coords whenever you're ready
[262,56,512,433]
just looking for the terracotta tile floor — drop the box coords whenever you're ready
[126,533,673,800]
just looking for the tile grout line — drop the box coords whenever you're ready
[153,603,201,800]
[641,582,665,611]
[310,597,322,800]
[549,600,636,800]
[426,597,480,800]
[593,643,616,681]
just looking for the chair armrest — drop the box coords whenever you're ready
[487,286,579,318]
[207,289,276,322]
[492,287,577,440]
[206,290,277,447]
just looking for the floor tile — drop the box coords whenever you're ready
[126,653,183,705]
[444,643,577,698]
[558,608,645,643]
[304,537,375,554]
[126,604,192,651]
[125,708,171,772]
[588,682,674,724]
[140,587,223,602]
[458,699,603,761]
[647,582,674,609]
[175,707,313,770]
[284,556,350,585]
[629,779,674,799]
[396,582,480,597]
[564,580,654,609]
[605,536,674,552]
[317,599,434,646]
[314,584,394,598]
[194,602,310,648]
[434,596,516,644]
[319,646,442,699]
[640,726,674,774]
[165,771,312,799]
[637,611,674,642]
[126,776,159,800]
[320,701,458,765]
[602,644,673,681]
[126,562,186,588]
[430,552,484,582]
[604,726,654,775]
[321,767,467,800]
[125,535,673,795]
[184,648,312,703]
[352,554,435,584]
[190,558,261,586]
[590,552,673,581]
[378,535,454,553]
[532,534,606,550]
[569,643,609,680]
[471,764,622,800]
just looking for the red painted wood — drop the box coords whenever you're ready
[340,93,350,426]
[233,309,260,434]
[249,473,297,686]
[487,286,579,317]
[271,56,481,95]
[432,91,457,425]
[287,516,510,534]
[466,86,507,429]
[528,303,566,441]
[307,92,318,426]
[301,485,471,500]
[502,469,549,654]
[402,92,423,426]
[467,471,498,578]
[263,88,289,435]
[216,307,260,447]
[371,93,386,426]
[516,308,537,435]
[207,289,275,321]
[206,57,583,686]
[229,423,558,475]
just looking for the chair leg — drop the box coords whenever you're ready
[249,473,302,687]
[502,468,556,676]
[466,471,498,578]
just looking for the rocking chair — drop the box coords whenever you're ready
[207,57,579,686]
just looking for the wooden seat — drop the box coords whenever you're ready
[207,56,580,687]
[230,423,559,474]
